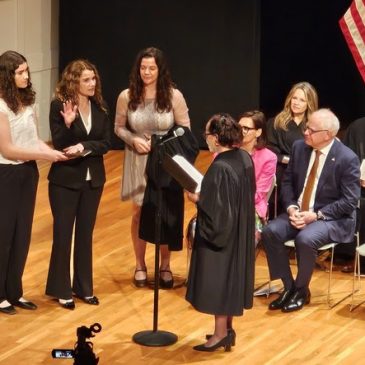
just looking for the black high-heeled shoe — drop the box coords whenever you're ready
[134,268,147,288]
[206,328,236,346]
[193,334,232,352]
[74,295,99,305]
[0,300,16,315]
[58,299,75,310]
[159,269,174,289]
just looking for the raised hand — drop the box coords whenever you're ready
[60,100,78,127]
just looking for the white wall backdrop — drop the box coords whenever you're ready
[0,0,59,140]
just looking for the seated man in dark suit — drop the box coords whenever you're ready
[262,108,360,312]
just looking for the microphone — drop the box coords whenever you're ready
[157,127,185,145]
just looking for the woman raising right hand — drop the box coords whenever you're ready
[46,59,111,310]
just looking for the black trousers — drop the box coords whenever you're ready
[46,181,103,299]
[0,162,39,302]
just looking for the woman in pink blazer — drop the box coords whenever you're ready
[238,111,277,241]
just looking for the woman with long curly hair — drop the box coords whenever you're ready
[45,59,111,309]
[267,81,318,214]
[115,47,190,288]
[0,50,66,315]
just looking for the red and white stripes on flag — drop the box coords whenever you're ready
[339,0,365,83]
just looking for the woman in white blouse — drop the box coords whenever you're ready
[0,50,66,315]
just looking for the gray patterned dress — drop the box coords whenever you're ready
[115,88,190,205]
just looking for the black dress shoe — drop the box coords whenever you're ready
[0,305,16,315]
[80,296,99,305]
[206,328,236,346]
[159,270,174,289]
[282,289,311,312]
[13,300,37,310]
[59,300,75,310]
[133,268,147,288]
[268,288,294,310]
[193,334,233,352]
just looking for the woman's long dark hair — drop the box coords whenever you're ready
[54,59,106,112]
[207,113,242,148]
[0,50,35,114]
[128,47,175,112]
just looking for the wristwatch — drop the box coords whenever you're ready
[316,210,325,220]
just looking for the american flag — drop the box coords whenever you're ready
[339,0,365,83]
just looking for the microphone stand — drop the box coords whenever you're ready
[132,136,178,347]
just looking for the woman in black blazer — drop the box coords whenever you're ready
[45,59,111,309]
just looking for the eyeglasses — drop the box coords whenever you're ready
[241,126,256,133]
[202,132,214,139]
[305,127,328,135]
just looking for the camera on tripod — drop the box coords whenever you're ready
[52,323,102,365]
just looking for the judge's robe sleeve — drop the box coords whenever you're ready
[197,163,238,248]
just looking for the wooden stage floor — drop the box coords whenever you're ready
[1,150,365,365]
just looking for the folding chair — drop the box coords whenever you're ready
[350,243,365,311]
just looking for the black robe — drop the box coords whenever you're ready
[186,148,256,316]
[139,125,199,251]
[267,118,305,216]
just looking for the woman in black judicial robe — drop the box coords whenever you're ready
[186,113,256,352]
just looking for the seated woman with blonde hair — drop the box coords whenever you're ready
[267,82,318,215]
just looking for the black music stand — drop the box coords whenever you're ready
[132,137,178,347]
